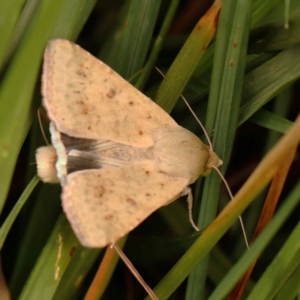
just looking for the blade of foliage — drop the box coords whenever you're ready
[248,9,300,54]
[186,0,253,298]
[0,0,97,213]
[135,0,180,90]
[228,146,296,299]
[247,216,300,300]
[0,0,26,68]
[275,264,300,300]
[154,0,221,113]
[18,214,80,300]
[207,180,300,300]
[251,0,284,26]
[52,245,101,300]
[239,44,300,124]
[100,0,161,78]
[248,108,292,133]
[0,175,39,249]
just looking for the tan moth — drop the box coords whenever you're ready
[36,39,222,248]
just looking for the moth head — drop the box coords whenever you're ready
[201,149,223,176]
[36,145,59,183]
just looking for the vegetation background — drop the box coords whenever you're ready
[0,0,299,299]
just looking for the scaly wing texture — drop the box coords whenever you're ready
[62,161,188,247]
[42,39,177,148]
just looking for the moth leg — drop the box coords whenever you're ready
[182,187,200,231]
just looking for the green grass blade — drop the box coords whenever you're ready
[239,44,300,124]
[100,0,161,78]
[251,0,284,26]
[135,0,180,90]
[1,0,41,69]
[52,245,101,300]
[18,214,80,300]
[208,180,300,300]
[0,175,39,249]
[0,0,26,67]
[118,0,161,79]
[275,264,300,300]
[249,108,293,134]
[0,0,97,214]
[186,0,253,298]
[154,0,221,113]
[247,217,300,299]
[248,10,300,53]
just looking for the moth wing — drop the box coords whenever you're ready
[61,161,189,247]
[43,39,177,148]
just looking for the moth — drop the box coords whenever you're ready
[36,39,222,248]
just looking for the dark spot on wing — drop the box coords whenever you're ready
[77,70,87,77]
[139,130,143,135]
[75,100,89,114]
[99,186,105,197]
[128,101,134,106]
[145,170,150,175]
[73,90,81,94]
[145,193,151,197]
[104,214,114,220]
[126,198,137,205]
[106,88,117,98]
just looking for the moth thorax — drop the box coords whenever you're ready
[153,126,220,184]
[36,145,59,183]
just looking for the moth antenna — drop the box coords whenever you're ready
[155,67,213,150]
[179,93,213,151]
[110,243,158,300]
[37,108,50,145]
[213,166,249,249]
